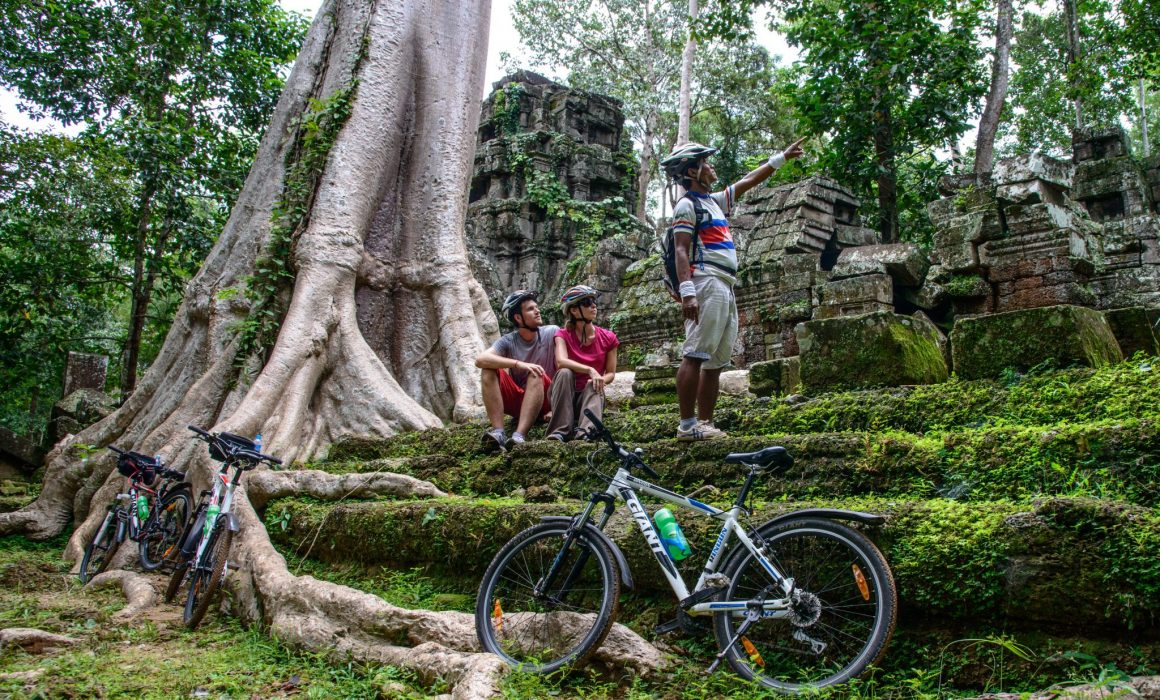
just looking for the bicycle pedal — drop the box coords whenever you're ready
[680,585,725,610]
[654,609,703,636]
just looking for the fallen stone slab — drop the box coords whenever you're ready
[951,305,1123,379]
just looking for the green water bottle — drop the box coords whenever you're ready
[204,504,220,537]
[136,494,150,520]
[653,507,691,561]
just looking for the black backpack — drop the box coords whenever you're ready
[660,194,734,301]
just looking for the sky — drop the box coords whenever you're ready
[0,0,799,133]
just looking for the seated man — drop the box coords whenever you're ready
[546,285,618,441]
[474,290,558,451]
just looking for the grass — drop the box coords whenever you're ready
[0,534,428,699]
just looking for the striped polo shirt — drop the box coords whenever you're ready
[672,187,737,285]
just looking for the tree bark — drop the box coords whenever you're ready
[1063,0,1084,128]
[677,0,698,146]
[975,0,1013,177]
[872,87,899,243]
[120,182,156,398]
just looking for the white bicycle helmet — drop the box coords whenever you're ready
[660,142,718,181]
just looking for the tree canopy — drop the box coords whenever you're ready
[0,0,307,435]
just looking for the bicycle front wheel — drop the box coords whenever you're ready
[475,522,620,673]
[139,487,192,571]
[714,517,897,692]
[183,522,233,629]
[79,510,120,583]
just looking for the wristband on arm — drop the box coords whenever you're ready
[767,152,786,170]
[679,280,696,299]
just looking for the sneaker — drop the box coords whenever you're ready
[505,433,526,450]
[546,431,567,442]
[676,421,726,442]
[481,428,506,453]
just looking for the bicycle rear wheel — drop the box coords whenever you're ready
[79,510,120,583]
[475,522,619,673]
[139,487,192,571]
[183,522,233,629]
[714,517,897,692]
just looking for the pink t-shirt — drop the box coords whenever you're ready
[556,325,620,391]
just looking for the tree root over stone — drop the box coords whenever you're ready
[245,469,445,510]
[86,570,158,620]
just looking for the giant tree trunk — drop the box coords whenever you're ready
[677,0,697,145]
[975,0,1013,177]
[0,1,676,695]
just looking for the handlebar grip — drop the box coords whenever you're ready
[264,454,283,466]
[187,425,211,436]
[583,409,609,437]
[107,445,126,455]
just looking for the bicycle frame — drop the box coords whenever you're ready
[190,460,241,568]
[579,464,796,620]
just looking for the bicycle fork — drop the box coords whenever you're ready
[534,494,616,604]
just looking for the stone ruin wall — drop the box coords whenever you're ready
[461,73,1160,389]
[613,126,1160,380]
[464,72,650,319]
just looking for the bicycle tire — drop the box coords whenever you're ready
[165,560,189,603]
[183,523,233,629]
[79,510,120,583]
[713,517,897,692]
[475,522,620,673]
[139,487,192,571]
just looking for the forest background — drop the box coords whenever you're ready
[0,0,1156,445]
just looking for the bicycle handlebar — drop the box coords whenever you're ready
[107,445,126,455]
[187,425,282,467]
[583,409,659,479]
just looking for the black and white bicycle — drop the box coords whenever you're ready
[475,410,897,692]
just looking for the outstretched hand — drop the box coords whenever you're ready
[783,136,807,161]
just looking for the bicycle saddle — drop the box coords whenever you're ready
[724,445,793,470]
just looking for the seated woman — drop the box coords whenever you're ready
[545,285,619,441]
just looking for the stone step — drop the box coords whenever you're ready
[318,417,1159,508]
[264,494,1159,636]
[329,360,1160,462]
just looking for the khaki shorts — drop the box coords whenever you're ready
[681,275,737,370]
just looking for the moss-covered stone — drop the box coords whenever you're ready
[951,305,1123,379]
[797,311,949,392]
[266,495,1160,632]
[748,356,801,397]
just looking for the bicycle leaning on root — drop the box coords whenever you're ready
[475,410,898,692]
[163,425,281,629]
[79,447,192,583]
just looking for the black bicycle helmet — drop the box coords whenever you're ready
[501,290,538,327]
[660,142,718,182]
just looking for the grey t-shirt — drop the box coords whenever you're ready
[490,325,560,388]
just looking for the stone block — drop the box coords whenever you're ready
[992,153,1073,190]
[0,426,44,469]
[1072,126,1131,163]
[832,243,929,287]
[1002,202,1077,236]
[62,352,108,396]
[815,274,893,319]
[834,224,877,247]
[748,356,801,397]
[48,388,116,445]
[1101,306,1160,358]
[994,282,1097,312]
[950,305,1123,379]
[996,179,1067,206]
[796,311,949,392]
